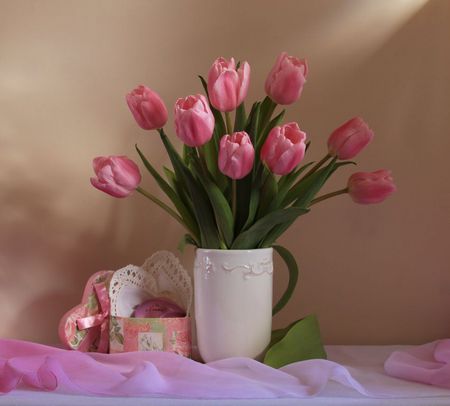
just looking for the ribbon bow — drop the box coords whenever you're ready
[76,282,110,353]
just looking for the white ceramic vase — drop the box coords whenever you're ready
[194,248,273,362]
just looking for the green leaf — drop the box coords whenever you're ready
[244,102,259,132]
[234,102,247,132]
[263,315,327,368]
[293,158,338,208]
[257,170,278,218]
[241,185,260,232]
[282,158,338,208]
[269,162,315,212]
[278,161,315,192]
[158,130,221,248]
[162,166,176,188]
[178,234,198,253]
[231,207,309,249]
[135,145,200,240]
[199,75,226,139]
[256,109,285,153]
[258,96,276,128]
[190,157,234,247]
[272,245,299,316]
[246,102,261,145]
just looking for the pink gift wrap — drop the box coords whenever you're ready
[109,315,191,357]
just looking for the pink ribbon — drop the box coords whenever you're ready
[76,282,110,353]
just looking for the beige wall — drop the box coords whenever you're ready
[0,0,449,345]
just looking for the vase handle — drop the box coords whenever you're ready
[272,245,299,316]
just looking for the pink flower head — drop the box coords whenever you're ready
[174,94,215,147]
[90,156,141,198]
[261,122,307,175]
[348,170,396,204]
[207,57,250,112]
[126,85,168,130]
[265,52,308,105]
[328,117,374,160]
[218,131,255,179]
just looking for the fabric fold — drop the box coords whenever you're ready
[384,339,450,389]
[0,339,374,398]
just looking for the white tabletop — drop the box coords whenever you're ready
[1,345,449,405]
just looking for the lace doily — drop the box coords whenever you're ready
[109,251,192,317]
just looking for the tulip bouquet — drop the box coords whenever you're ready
[91,52,396,284]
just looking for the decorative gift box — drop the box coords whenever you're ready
[59,251,192,357]
[108,252,192,356]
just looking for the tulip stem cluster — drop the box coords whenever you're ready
[91,52,396,314]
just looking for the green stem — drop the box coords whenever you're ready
[309,188,348,206]
[232,179,237,218]
[302,154,332,179]
[136,186,185,225]
[225,111,233,135]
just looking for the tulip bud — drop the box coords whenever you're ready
[218,132,255,179]
[261,122,307,175]
[348,170,396,204]
[328,117,374,160]
[174,94,215,147]
[126,85,168,130]
[265,52,308,105]
[90,156,141,198]
[207,57,250,112]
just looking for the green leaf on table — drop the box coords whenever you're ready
[264,315,327,369]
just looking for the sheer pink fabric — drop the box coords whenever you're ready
[385,339,450,389]
[0,339,369,398]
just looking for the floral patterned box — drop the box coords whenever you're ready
[109,315,191,357]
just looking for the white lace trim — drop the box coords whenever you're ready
[109,251,192,317]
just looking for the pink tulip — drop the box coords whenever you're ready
[261,122,307,175]
[207,57,250,112]
[126,85,168,130]
[133,297,186,318]
[265,52,308,105]
[328,117,374,160]
[348,170,396,204]
[218,132,255,179]
[90,156,141,198]
[174,94,215,147]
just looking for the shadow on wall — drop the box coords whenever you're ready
[281,0,450,344]
[1,135,188,343]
